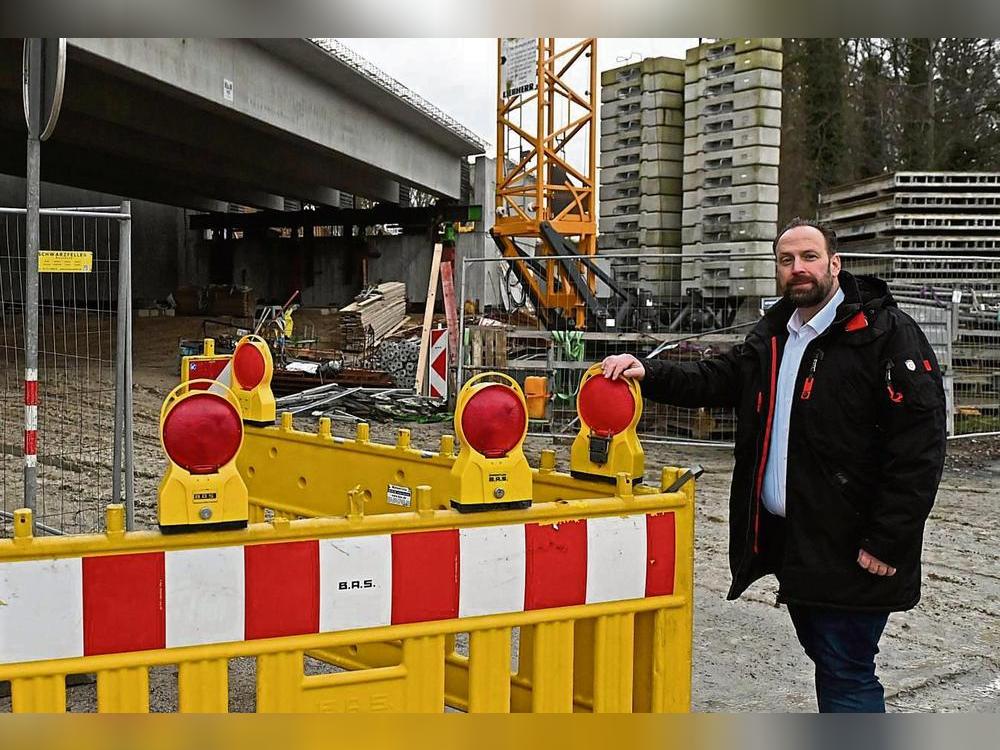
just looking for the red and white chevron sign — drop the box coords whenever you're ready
[0,513,675,665]
[428,327,448,399]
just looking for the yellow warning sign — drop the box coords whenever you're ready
[38,251,93,273]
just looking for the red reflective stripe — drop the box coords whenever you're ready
[524,520,587,610]
[390,529,460,624]
[24,380,38,405]
[244,541,319,640]
[752,336,779,555]
[645,512,676,596]
[923,359,933,372]
[83,552,165,656]
[24,430,37,455]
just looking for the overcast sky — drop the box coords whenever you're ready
[335,38,698,149]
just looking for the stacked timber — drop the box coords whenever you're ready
[330,282,407,351]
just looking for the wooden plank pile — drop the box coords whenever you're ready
[330,282,407,351]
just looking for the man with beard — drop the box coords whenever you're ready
[601,218,946,712]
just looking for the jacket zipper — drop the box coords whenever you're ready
[885,359,903,403]
[800,349,824,400]
[751,335,778,555]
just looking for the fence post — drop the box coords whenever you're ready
[23,135,40,528]
[457,256,467,389]
[122,201,134,530]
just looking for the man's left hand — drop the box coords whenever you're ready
[857,549,896,577]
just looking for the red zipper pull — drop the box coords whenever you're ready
[800,350,823,400]
[885,361,904,403]
[800,377,814,400]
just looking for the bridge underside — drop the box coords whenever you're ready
[0,38,481,210]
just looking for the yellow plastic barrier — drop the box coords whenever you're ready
[0,463,693,713]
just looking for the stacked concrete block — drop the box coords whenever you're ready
[599,57,685,293]
[818,171,1000,291]
[682,38,782,298]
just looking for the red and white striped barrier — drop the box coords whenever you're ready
[0,513,675,665]
[428,327,448,399]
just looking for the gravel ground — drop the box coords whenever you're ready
[2,315,997,712]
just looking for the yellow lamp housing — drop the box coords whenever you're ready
[570,364,645,484]
[230,335,276,425]
[449,372,532,513]
[157,379,249,533]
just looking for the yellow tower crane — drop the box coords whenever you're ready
[493,38,635,332]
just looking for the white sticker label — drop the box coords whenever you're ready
[605,318,616,328]
[223,78,234,102]
[387,484,412,507]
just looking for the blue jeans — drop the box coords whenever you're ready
[787,604,890,713]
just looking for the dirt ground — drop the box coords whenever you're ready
[3,314,998,712]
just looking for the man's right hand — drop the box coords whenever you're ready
[601,353,646,381]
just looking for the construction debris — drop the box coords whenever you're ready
[330,282,407,351]
[275,382,448,423]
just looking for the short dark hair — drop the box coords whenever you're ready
[773,217,838,256]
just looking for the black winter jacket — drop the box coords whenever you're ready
[641,272,947,611]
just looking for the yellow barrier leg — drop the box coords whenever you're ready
[593,613,635,712]
[530,620,575,713]
[10,674,66,713]
[402,635,446,712]
[97,666,149,713]
[257,651,303,712]
[649,608,692,712]
[468,627,512,713]
[178,658,229,713]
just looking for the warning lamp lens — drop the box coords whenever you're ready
[579,376,636,436]
[233,343,266,389]
[162,393,243,474]
[461,383,526,458]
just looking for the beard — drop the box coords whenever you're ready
[783,267,834,308]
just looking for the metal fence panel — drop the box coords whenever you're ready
[459,251,1000,442]
[1,206,130,537]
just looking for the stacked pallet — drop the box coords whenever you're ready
[682,37,782,298]
[330,282,407,351]
[818,172,1000,291]
[598,57,685,298]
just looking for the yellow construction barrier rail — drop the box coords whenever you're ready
[0,464,693,712]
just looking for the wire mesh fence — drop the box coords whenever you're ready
[1,205,130,537]
[458,251,1000,443]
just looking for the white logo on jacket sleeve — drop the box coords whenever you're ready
[905,359,916,371]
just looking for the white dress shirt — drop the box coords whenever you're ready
[761,287,844,517]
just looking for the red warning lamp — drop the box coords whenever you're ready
[158,380,249,532]
[161,393,243,474]
[233,341,266,390]
[229,335,276,425]
[460,383,527,458]
[571,364,644,483]
[578,375,636,437]
[450,373,532,512]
